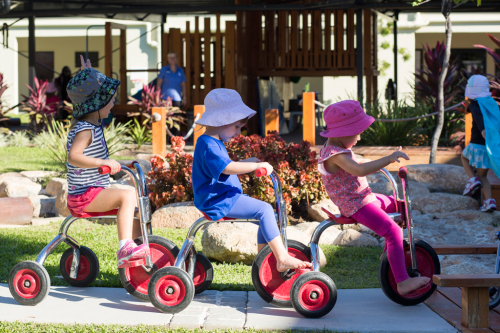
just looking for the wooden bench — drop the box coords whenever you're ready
[433,244,498,255]
[433,274,500,328]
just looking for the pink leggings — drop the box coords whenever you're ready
[351,194,409,284]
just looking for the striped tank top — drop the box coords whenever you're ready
[66,121,110,195]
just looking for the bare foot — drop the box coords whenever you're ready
[397,276,431,295]
[276,255,312,272]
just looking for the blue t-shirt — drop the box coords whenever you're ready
[158,65,186,102]
[192,135,242,220]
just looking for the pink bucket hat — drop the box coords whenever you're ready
[320,100,374,138]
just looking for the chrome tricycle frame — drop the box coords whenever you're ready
[174,170,289,279]
[308,167,420,276]
[35,161,155,278]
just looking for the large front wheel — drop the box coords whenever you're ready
[251,240,311,308]
[379,239,440,306]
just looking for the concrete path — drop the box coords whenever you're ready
[0,284,456,332]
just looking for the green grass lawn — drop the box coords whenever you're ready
[0,147,133,173]
[0,221,382,291]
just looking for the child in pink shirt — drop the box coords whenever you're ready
[318,100,430,296]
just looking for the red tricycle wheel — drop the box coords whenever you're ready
[148,266,195,313]
[9,261,51,306]
[186,253,213,294]
[291,272,337,318]
[59,246,99,287]
[379,239,440,306]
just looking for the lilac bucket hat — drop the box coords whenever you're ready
[465,75,491,100]
[320,100,375,138]
[195,88,256,127]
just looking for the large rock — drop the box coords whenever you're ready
[45,177,68,197]
[369,181,430,198]
[201,222,327,266]
[151,201,203,229]
[366,173,389,183]
[0,177,42,198]
[0,172,26,182]
[307,200,340,221]
[411,193,479,214]
[292,222,341,245]
[55,181,71,217]
[113,159,153,180]
[20,171,58,182]
[333,229,379,247]
[28,195,56,217]
[406,164,468,193]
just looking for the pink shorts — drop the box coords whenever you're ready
[67,187,105,216]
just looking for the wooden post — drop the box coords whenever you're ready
[225,21,236,89]
[194,17,201,105]
[185,21,191,109]
[215,14,222,88]
[462,287,489,328]
[204,17,211,99]
[465,113,472,147]
[162,32,168,67]
[194,105,205,147]
[105,22,112,78]
[120,29,127,105]
[265,109,279,135]
[152,107,167,157]
[303,92,315,146]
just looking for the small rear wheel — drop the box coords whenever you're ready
[252,240,311,308]
[187,253,213,295]
[379,239,440,306]
[291,272,337,318]
[489,287,500,309]
[59,246,99,287]
[119,235,182,302]
[9,261,50,306]
[148,266,195,313]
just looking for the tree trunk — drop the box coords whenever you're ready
[429,11,452,164]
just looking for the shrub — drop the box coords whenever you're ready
[7,131,31,147]
[128,118,151,149]
[20,77,53,133]
[0,72,10,124]
[148,133,327,215]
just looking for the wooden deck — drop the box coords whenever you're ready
[425,287,500,333]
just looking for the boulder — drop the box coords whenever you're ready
[151,201,203,229]
[333,229,379,247]
[55,181,71,217]
[366,173,389,183]
[406,164,468,193]
[201,222,327,266]
[307,200,340,221]
[20,171,58,182]
[443,260,493,275]
[113,159,153,180]
[0,172,26,182]
[45,177,67,197]
[411,193,479,214]
[28,195,56,217]
[291,222,341,245]
[0,177,42,198]
[369,181,430,198]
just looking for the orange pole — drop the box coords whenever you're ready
[303,92,315,146]
[152,107,167,157]
[194,105,206,147]
[265,109,279,136]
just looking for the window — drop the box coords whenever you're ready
[415,49,423,72]
[35,52,54,82]
[450,49,486,74]
[75,52,99,67]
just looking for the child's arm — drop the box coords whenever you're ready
[222,161,273,176]
[68,130,121,174]
[325,148,409,177]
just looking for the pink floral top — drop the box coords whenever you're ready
[318,145,376,217]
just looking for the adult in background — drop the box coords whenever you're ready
[157,52,186,107]
[54,66,73,119]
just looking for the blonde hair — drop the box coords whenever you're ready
[167,52,177,58]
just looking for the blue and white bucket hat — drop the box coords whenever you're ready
[465,75,491,100]
[195,88,256,127]
[66,68,120,119]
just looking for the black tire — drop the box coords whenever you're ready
[291,272,337,318]
[489,287,500,309]
[379,239,440,306]
[252,239,311,308]
[59,246,99,287]
[187,253,213,295]
[148,266,195,313]
[9,261,51,306]
[119,235,182,302]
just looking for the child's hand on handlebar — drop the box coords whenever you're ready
[389,146,409,164]
[258,162,273,176]
[102,159,121,175]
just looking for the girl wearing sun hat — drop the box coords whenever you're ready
[65,56,149,268]
[192,88,312,272]
[461,74,499,212]
[317,100,430,295]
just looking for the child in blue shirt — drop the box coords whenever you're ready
[192,89,312,272]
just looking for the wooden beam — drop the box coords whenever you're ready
[185,21,191,109]
[334,10,343,68]
[152,107,167,157]
[194,17,201,105]
[170,28,182,67]
[162,32,168,67]
[105,22,112,78]
[204,17,211,99]
[432,244,498,255]
[225,21,236,89]
[302,11,308,68]
[462,287,489,328]
[364,10,373,104]
[215,14,222,88]
[291,11,298,68]
[119,29,127,105]
[265,109,279,135]
[303,92,315,146]
[278,11,286,69]
[465,113,472,147]
[313,10,321,68]
[193,105,205,147]
[433,274,500,288]
[325,10,332,68]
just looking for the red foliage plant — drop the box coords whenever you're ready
[148,132,327,213]
[474,33,500,105]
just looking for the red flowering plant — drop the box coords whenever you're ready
[148,136,193,209]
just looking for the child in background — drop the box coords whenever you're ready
[45,81,60,119]
[192,89,312,272]
[66,56,148,268]
[461,75,497,212]
[318,100,430,295]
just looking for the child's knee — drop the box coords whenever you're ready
[381,221,403,241]
[118,189,136,205]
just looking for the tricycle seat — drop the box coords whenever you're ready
[200,212,236,222]
[70,209,119,218]
[321,207,357,225]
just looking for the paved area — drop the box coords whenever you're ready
[0,284,456,332]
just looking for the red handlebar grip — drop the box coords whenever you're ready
[98,166,112,175]
[126,160,139,169]
[398,166,408,179]
[255,167,268,177]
